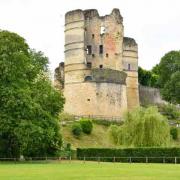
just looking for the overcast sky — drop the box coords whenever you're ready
[0,0,180,74]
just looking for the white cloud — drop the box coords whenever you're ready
[0,0,180,72]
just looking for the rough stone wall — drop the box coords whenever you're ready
[123,37,139,110]
[64,82,127,117]
[85,9,124,70]
[139,85,165,106]
[59,9,139,119]
[54,62,64,89]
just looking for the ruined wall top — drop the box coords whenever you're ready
[65,8,123,24]
[123,37,137,47]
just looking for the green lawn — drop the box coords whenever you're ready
[0,161,180,180]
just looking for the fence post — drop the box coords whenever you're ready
[59,156,61,163]
[146,157,148,163]
[175,157,177,164]
[163,157,165,163]
[113,157,115,163]
[83,156,86,163]
[129,157,132,163]
[69,155,71,163]
[98,157,100,164]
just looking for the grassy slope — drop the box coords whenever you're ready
[0,162,180,180]
[62,123,180,149]
[62,123,117,149]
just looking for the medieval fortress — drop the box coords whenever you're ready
[55,8,140,118]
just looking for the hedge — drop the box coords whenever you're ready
[77,148,180,163]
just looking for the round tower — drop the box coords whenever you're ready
[123,37,139,109]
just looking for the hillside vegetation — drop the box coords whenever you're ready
[62,123,117,149]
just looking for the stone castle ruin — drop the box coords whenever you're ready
[55,9,139,118]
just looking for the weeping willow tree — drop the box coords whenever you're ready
[109,106,170,147]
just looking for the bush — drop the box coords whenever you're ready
[77,148,180,163]
[92,119,123,126]
[108,125,119,144]
[170,127,178,140]
[158,104,180,120]
[72,122,82,136]
[79,118,93,134]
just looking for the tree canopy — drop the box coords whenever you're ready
[138,50,180,104]
[0,30,65,157]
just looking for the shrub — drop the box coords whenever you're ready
[108,125,119,144]
[79,118,93,134]
[158,104,180,120]
[170,127,178,140]
[92,119,123,126]
[72,122,82,136]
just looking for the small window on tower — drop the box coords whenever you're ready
[99,65,103,69]
[92,34,95,39]
[86,45,92,55]
[106,53,109,57]
[87,62,92,68]
[99,45,103,54]
[128,64,131,70]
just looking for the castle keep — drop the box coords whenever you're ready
[55,9,139,118]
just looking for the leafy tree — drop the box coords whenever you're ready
[0,30,64,157]
[138,67,159,88]
[109,107,170,147]
[161,71,180,104]
[158,51,180,88]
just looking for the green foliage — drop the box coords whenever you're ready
[108,125,119,144]
[138,67,159,88]
[92,119,123,126]
[0,30,65,157]
[157,51,180,104]
[158,103,180,120]
[79,118,93,134]
[72,122,82,136]
[77,147,180,163]
[109,107,170,147]
[161,72,180,104]
[158,51,180,87]
[170,127,178,140]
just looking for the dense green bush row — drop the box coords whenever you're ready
[77,148,180,163]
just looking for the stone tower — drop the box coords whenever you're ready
[56,9,139,119]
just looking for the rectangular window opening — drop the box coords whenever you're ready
[128,64,131,70]
[99,65,103,69]
[99,45,103,54]
[87,62,92,68]
[86,45,92,55]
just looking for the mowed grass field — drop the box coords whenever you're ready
[0,161,180,180]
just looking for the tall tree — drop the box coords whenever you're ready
[158,51,180,103]
[0,30,64,157]
[158,51,180,87]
